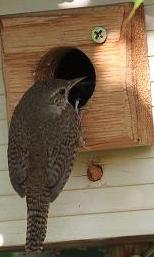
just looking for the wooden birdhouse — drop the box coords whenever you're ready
[0,3,153,151]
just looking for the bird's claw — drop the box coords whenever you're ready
[75,98,80,114]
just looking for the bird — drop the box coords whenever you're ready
[7,77,86,254]
[68,80,95,109]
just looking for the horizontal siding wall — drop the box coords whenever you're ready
[0,0,154,249]
[0,0,153,15]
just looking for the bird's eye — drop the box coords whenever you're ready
[59,89,65,95]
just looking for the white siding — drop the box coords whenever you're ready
[1,210,154,247]
[0,0,154,249]
[0,0,153,15]
[145,4,154,30]
[0,68,4,96]
[0,121,8,145]
[0,96,7,120]
[149,57,154,82]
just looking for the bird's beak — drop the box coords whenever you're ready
[67,76,87,91]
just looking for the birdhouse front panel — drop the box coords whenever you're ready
[1,3,153,151]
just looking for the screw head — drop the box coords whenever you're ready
[91,26,107,44]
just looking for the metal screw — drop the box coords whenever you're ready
[91,26,107,44]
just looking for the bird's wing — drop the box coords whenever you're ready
[46,110,79,202]
[8,114,29,197]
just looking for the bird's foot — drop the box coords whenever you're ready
[80,135,89,150]
[80,135,85,146]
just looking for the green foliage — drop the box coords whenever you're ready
[0,248,106,257]
[61,247,105,257]
[0,253,21,257]
[126,0,144,22]
[134,0,144,8]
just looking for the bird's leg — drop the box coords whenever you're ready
[75,98,85,122]
[80,134,87,149]
[75,98,80,115]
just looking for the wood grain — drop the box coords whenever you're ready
[0,2,154,251]
[0,4,153,151]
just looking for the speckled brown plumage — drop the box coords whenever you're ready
[8,78,83,254]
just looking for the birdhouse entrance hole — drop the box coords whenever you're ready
[35,47,96,108]
[1,4,153,152]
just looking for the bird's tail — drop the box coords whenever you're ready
[25,188,50,254]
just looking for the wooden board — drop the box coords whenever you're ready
[0,2,154,251]
[2,147,154,194]
[0,3,153,151]
[2,184,154,221]
[1,210,154,249]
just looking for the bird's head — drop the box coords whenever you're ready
[48,77,87,108]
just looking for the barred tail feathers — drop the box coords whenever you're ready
[25,189,50,253]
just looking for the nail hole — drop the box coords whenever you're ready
[87,163,103,182]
